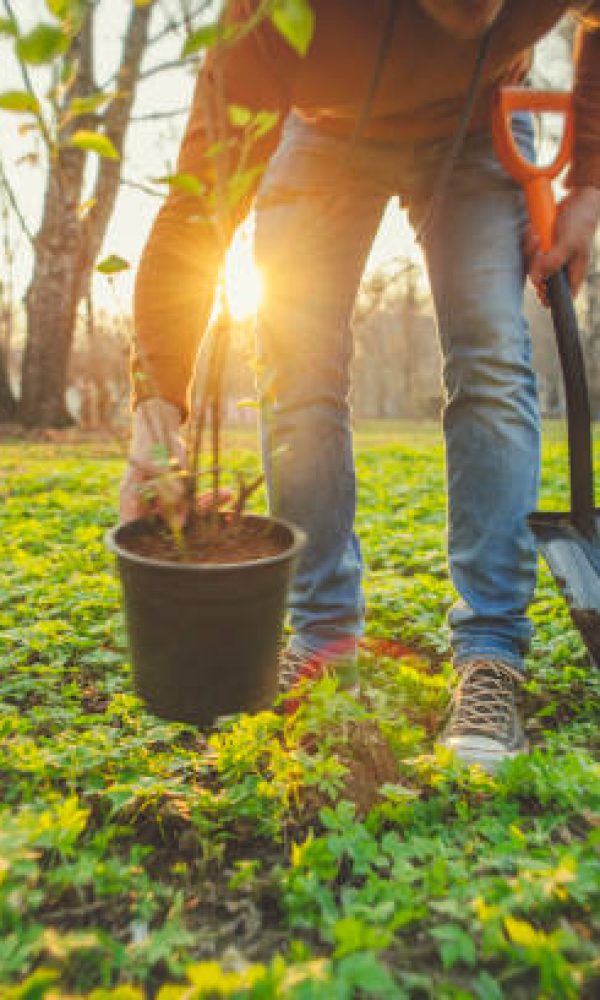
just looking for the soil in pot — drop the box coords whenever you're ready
[123,514,286,564]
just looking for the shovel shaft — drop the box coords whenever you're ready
[546,269,595,537]
[492,87,596,538]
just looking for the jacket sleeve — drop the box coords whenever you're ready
[132,2,295,416]
[567,5,600,189]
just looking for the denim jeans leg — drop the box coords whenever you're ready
[406,123,539,672]
[254,116,388,657]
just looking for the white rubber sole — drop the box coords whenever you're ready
[440,734,529,774]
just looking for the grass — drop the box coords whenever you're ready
[0,424,599,999]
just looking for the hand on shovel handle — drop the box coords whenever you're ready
[491,87,589,306]
[524,187,600,306]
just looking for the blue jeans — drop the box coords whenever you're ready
[254,113,539,672]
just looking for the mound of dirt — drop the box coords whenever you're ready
[335,719,401,817]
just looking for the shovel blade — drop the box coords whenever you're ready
[530,511,600,667]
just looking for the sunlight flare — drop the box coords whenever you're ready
[224,227,263,323]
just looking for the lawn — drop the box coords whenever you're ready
[1,424,599,999]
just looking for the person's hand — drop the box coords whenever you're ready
[524,185,600,305]
[120,398,187,527]
[119,398,234,527]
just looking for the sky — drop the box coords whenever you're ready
[1,3,569,320]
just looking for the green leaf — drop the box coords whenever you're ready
[16,24,68,64]
[154,172,205,197]
[251,109,280,139]
[181,23,220,58]
[185,962,257,993]
[270,0,314,57]
[4,968,59,1000]
[474,972,504,1000]
[96,255,130,275]
[68,92,113,118]
[337,953,399,995]
[504,916,543,948]
[0,90,40,114]
[56,56,78,96]
[0,17,17,36]
[226,163,265,209]
[68,129,119,159]
[45,0,66,15]
[45,0,85,27]
[227,103,253,128]
[431,924,477,970]
[203,139,232,159]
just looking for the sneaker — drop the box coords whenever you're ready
[278,641,359,714]
[438,659,528,773]
[278,647,309,695]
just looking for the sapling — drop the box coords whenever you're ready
[132,290,265,558]
[185,292,264,538]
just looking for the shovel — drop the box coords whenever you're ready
[492,87,600,666]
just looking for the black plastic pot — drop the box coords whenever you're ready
[106,515,305,726]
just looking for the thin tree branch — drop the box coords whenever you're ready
[137,57,194,82]
[0,158,34,245]
[100,56,192,91]
[98,0,220,91]
[121,176,163,198]
[148,0,214,49]
[130,106,188,123]
[1,0,55,151]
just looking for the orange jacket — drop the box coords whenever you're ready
[134,0,600,414]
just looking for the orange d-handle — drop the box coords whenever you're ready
[491,87,573,253]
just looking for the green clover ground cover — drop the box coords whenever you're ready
[1,427,599,1000]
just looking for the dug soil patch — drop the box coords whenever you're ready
[337,719,401,816]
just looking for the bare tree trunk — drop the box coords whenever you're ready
[0,290,17,419]
[0,348,17,421]
[19,3,152,427]
[20,149,87,426]
[0,174,17,420]
[401,265,417,414]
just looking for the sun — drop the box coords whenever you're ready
[224,224,263,323]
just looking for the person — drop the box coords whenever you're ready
[120,0,600,771]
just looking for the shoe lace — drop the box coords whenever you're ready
[449,661,522,739]
[278,649,307,693]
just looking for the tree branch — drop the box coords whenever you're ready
[137,56,195,82]
[100,55,194,92]
[121,175,163,198]
[78,2,154,294]
[1,0,55,151]
[99,0,217,91]
[147,0,215,49]
[130,106,188,123]
[0,158,34,245]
